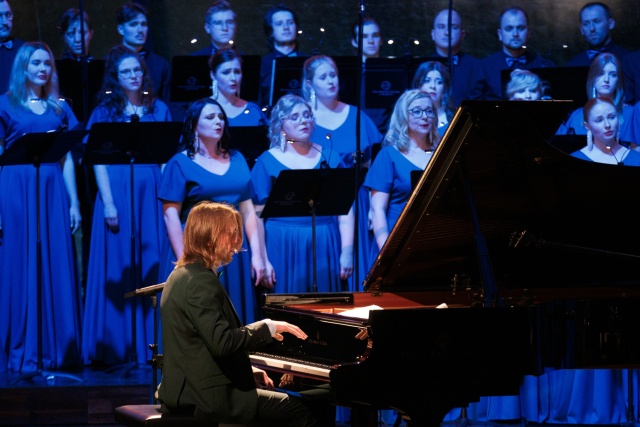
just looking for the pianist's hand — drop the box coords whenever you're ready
[252,366,275,390]
[272,321,308,341]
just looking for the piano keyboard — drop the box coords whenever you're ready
[249,352,333,380]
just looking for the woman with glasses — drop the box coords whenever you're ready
[209,48,267,126]
[0,41,82,372]
[251,94,354,294]
[365,89,440,262]
[302,55,381,289]
[159,97,272,325]
[82,45,171,366]
[412,61,454,136]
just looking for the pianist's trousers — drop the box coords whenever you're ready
[253,387,334,427]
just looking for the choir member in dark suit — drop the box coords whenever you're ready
[190,1,236,57]
[116,2,171,102]
[57,8,93,60]
[470,7,554,101]
[258,4,305,107]
[566,2,629,67]
[157,200,330,426]
[428,8,479,106]
[0,0,23,94]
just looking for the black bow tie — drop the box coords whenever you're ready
[506,56,527,67]
[0,40,12,49]
[587,49,605,60]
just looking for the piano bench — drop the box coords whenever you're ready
[114,404,247,427]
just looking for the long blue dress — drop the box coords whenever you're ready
[0,95,82,372]
[228,102,267,127]
[363,145,424,266]
[158,150,259,324]
[311,105,382,290]
[251,150,345,294]
[82,101,172,366]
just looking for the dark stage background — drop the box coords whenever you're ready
[8,0,640,67]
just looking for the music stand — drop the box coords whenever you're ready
[124,282,165,404]
[0,129,87,383]
[260,168,356,292]
[84,121,181,376]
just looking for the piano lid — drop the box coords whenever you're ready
[364,100,640,295]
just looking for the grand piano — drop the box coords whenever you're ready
[250,100,640,426]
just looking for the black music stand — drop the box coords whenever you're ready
[124,282,165,404]
[0,129,87,383]
[260,168,356,293]
[84,121,181,377]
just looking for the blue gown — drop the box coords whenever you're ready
[251,150,345,294]
[0,95,82,372]
[82,101,172,366]
[364,145,424,266]
[311,105,382,291]
[228,102,267,127]
[158,150,259,324]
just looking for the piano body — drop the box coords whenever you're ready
[250,100,640,426]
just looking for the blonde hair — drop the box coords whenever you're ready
[384,89,440,152]
[8,42,62,113]
[175,201,243,270]
[505,69,542,99]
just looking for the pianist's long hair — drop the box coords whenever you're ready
[175,201,244,271]
[384,89,440,152]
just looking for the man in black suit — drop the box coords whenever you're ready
[0,0,24,94]
[190,1,236,57]
[567,2,629,67]
[470,6,554,100]
[116,2,171,102]
[158,201,330,426]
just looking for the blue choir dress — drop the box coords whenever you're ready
[363,145,425,266]
[227,102,267,127]
[158,150,259,324]
[0,95,82,372]
[82,101,172,366]
[311,105,382,290]
[251,150,345,294]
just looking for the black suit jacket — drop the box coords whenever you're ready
[158,263,272,422]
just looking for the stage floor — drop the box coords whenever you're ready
[0,364,153,426]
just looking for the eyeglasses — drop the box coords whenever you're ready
[119,67,144,78]
[408,108,435,119]
[210,19,236,28]
[285,111,313,123]
[0,12,13,21]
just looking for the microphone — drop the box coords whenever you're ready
[287,139,329,169]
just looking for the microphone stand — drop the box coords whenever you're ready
[353,0,365,290]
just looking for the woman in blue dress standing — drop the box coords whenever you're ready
[159,97,272,325]
[251,94,354,294]
[209,48,267,127]
[0,42,82,372]
[557,53,633,143]
[365,89,440,264]
[82,45,172,366]
[302,55,381,289]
